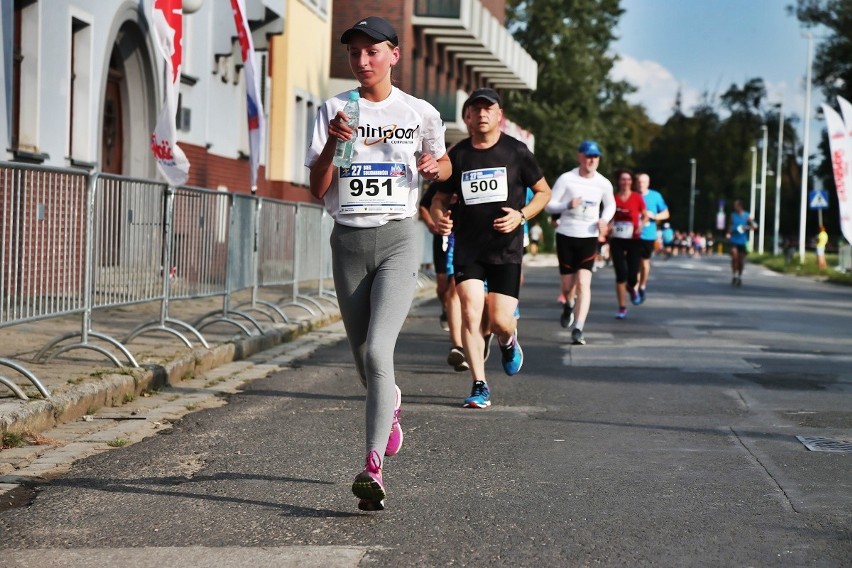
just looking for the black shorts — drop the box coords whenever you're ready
[731,243,747,255]
[432,235,448,274]
[610,238,642,285]
[555,234,598,274]
[639,239,656,259]
[454,262,522,299]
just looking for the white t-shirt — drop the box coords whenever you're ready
[306,87,447,228]
[545,168,615,238]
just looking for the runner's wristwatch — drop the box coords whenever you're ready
[519,209,527,225]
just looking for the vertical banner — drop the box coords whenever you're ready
[230,0,265,192]
[837,96,852,244]
[151,0,190,186]
[822,99,852,244]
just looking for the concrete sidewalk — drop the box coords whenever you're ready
[0,284,384,437]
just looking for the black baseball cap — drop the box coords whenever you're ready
[341,16,399,46]
[463,88,503,111]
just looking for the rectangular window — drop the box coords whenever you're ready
[69,17,92,162]
[292,90,320,187]
[13,0,38,154]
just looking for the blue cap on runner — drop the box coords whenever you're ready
[578,140,602,156]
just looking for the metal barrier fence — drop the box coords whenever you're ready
[0,163,334,400]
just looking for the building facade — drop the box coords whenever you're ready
[0,0,536,202]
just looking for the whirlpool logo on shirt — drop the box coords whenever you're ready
[358,123,420,146]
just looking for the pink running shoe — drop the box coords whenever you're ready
[353,450,386,511]
[385,385,403,457]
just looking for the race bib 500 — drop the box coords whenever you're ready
[460,167,509,205]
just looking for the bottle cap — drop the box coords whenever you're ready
[349,90,360,101]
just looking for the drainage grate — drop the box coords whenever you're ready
[796,436,852,453]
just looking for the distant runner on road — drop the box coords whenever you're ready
[545,140,615,345]
[726,199,757,286]
[636,172,669,302]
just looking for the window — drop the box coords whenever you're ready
[69,17,92,162]
[12,0,38,154]
[292,89,320,186]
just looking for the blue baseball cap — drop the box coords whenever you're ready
[578,140,602,156]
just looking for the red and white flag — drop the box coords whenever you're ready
[150,0,190,186]
[821,98,852,244]
[230,0,265,192]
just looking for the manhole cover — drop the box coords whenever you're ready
[796,435,852,453]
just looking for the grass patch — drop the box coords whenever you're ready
[90,367,138,379]
[23,431,62,446]
[749,252,852,285]
[2,431,25,449]
[122,392,136,404]
[107,438,129,448]
[184,403,198,411]
[66,376,85,385]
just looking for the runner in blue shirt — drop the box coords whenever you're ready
[636,173,669,303]
[727,199,757,286]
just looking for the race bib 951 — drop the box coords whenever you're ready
[338,162,410,214]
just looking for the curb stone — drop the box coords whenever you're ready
[0,312,339,437]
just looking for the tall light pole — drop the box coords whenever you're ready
[749,146,757,252]
[799,32,813,264]
[689,158,696,234]
[773,100,784,256]
[758,125,769,253]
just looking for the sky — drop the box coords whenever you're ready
[610,0,821,153]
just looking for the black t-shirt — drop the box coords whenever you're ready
[418,182,439,210]
[438,133,543,264]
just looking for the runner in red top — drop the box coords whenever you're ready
[609,168,646,319]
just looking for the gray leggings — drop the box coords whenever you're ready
[330,217,419,458]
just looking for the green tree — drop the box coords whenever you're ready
[634,78,801,241]
[792,0,852,102]
[503,0,651,182]
[792,0,852,240]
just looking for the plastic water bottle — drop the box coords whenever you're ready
[332,91,360,168]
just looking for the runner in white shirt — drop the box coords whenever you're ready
[306,16,450,512]
[545,140,615,345]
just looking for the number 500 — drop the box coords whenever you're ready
[470,179,498,193]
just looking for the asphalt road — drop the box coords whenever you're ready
[2,254,851,567]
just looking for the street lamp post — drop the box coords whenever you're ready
[773,101,784,256]
[799,32,813,264]
[759,125,769,254]
[749,146,757,252]
[689,158,696,234]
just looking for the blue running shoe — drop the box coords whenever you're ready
[464,380,491,408]
[629,288,641,305]
[514,305,520,319]
[500,331,524,376]
[638,288,646,304]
